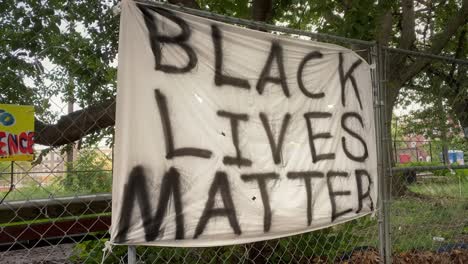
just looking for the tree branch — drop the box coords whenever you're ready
[450,26,466,81]
[35,101,115,147]
[400,0,468,84]
[426,66,461,95]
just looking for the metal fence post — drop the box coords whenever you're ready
[379,44,393,264]
[128,245,136,264]
[371,44,385,264]
[373,43,392,264]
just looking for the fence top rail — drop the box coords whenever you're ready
[133,0,375,47]
[391,164,468,173]
[383,46,468,65]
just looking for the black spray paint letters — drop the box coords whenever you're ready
[115,167,376,240]
[304,112,336,163]
[211,25,251,89]
[355,169,374,213]
[217,110,252,167]
[339,52,363,109]
[140,7,371,166]
[125,7,376,238]
[341,112,369,162]
[326,170,375,222]
[115,166,184,243]
[287,171,324,226]
[259,113,291,164]
[139,6,367,107]
[241,173,279,232]
[194,171,242,238]
[256,41,290,97]
[155,89,212,159]
[137,5,197,73]
[326,171,353,222]
[297,51,325,99]
[155,90,369,166]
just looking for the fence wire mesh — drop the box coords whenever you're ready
[0,0,467,263]
[382,45,468,263]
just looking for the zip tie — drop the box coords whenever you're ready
[100,241,113,264]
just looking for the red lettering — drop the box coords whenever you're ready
[8,134,18,155]
[0,132,6,156]
[19,132,28,154]
[27,132,34,154]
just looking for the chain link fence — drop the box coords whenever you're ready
[1,0,467,263]
[382,46,468,263]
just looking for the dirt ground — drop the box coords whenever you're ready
[333,247,468,263]
[1,243,74,264]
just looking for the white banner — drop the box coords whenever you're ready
[111,0,378,247]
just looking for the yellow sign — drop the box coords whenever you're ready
[0,104,35,161]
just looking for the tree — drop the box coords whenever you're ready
[397,66,467,163]
[1,0,119,147]
[62,149,112,193]
[1,0,466,152]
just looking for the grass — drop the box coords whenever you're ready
[409,180,468,199]
[391,171,468,252]
[390,195,467,252]
[0,178,107,202]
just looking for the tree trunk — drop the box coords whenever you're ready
[454,98,468,138]
[382,78,408,197]
[251,0,272,22]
